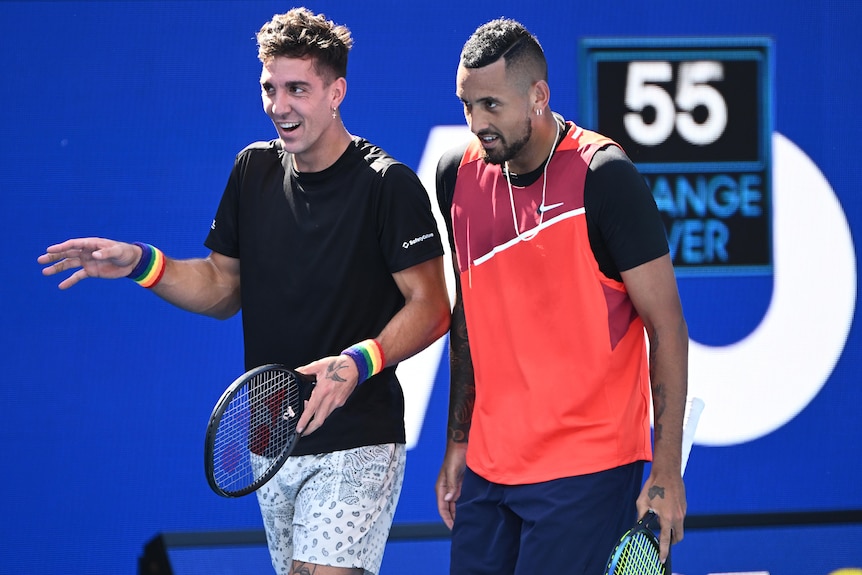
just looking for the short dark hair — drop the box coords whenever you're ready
[256,8,353,83]
[460,18,547,86]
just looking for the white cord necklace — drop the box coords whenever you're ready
[504,117,561,242]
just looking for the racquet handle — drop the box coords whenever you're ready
[681,396,705,476]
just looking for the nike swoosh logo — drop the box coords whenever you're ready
[537,202,564,213]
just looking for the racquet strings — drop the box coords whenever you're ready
[609,530,664,575]
[211,369,300,494]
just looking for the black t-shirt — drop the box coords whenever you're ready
[206,137,444,455]
[436,127,668,282]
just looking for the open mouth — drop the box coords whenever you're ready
[478,132,500,147]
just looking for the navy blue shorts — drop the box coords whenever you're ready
[450,461,644,575]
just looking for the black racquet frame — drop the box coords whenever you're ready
[203,364,315,498]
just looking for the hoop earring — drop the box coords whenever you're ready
[535,108,543,116]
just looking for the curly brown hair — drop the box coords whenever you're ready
[256,8,353,84]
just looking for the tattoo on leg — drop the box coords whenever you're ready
[291,560,363,574]
[291,561,316,575]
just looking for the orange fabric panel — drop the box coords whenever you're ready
[451,125,652,484]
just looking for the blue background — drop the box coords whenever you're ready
[2,1,860,574]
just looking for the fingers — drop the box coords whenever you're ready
[438,499,455,529]
[435,482,457,529]
[38,239,143,289]
[38,245,84,272]
[40,237,132,266]
[656,511,684,563]
[41,238,103,261]
[57,268,91,290]
[39,248,87,288]
[435,456,465,530]
[304,390,345,435]
[294,380,344,436]
[659,526,671,563]
[295,399,312,436]
[674,524,684,544]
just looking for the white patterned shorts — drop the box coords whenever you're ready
[254,443,406,575]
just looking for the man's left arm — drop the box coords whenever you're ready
[296,256,451,435]
[378,256,452,363]
[621,252,689,562]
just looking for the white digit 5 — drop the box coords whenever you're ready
[623,60,728,146]
[623,61,675,146]
[675,60,727,145]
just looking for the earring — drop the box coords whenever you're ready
[332,107,338,119]
[535,108,543,116]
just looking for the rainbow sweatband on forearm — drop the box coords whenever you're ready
[126,242,166,288]
[341,339,385,385]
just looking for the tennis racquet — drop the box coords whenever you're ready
[602,396,705,575]
[204,364,316,498]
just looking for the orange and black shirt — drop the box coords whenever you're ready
[436,120,668,484]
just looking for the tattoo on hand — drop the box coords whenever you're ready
[326,358,348,383]
[648,485,666,501]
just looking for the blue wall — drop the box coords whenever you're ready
[2,1,860,574]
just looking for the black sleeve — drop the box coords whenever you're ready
[205,141,277,259]
[204,152,245,259]
[585,145,670,281]
[435,142,470,254]
[376,161,444,273]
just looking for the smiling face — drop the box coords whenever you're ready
[260,55,347,172]
[456,58,535,169]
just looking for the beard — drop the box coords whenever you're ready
[480,116,532,165]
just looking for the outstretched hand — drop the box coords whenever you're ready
[38,238,142,289]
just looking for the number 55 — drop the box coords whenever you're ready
[623,60,728,147]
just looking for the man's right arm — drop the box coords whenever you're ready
[39,237,241,320]
[433,143,476,445]
[150,250,241,319]
[435,269,475,528]
[434,146,476,528]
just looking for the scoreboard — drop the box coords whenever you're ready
[579,38,773,275]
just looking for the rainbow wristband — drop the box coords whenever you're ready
[126,242,166,288]
[341,339,385,385]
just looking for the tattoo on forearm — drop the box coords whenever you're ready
[651,375,667,443]
[449,296,475,443]
[326,358,349,383]
[648,485,666,501]
[648,328,676,446]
